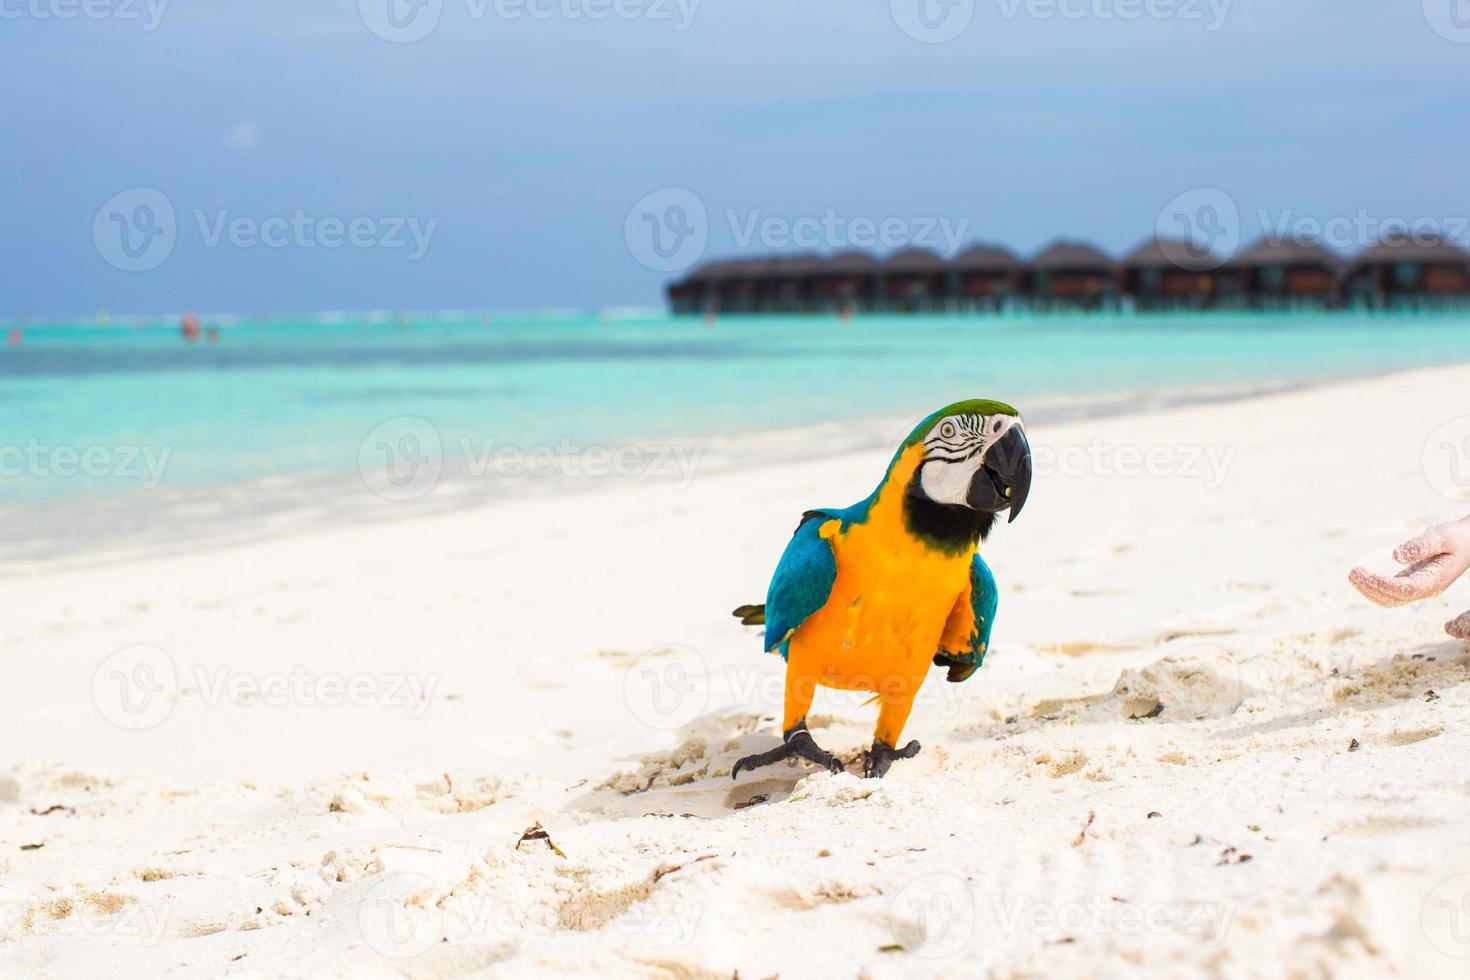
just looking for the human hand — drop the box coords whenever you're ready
[1349,518,1470,638]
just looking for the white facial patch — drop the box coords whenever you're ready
[919,413,1023,505]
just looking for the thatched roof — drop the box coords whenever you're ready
[698,257,787,281]
[954,243,1022,272]
[675,258,755,283]
[884,247,949,273]
[1228,236,1343,269]
[1032,240,1113,270]
[728,259,782,281]
[1120,237,1220,270]
[769,253,828,276]
[823,250,881,274]
[1354,232,1470,267]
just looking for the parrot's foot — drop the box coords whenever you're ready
[731,721,845,780]
[863,739,921,779]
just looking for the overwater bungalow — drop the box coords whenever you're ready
[711,258,781,314]
[882,248,951,312]
[665,259,728,315]
[766,254,827,313]
[1030,240,1116,310]
[1119,237,1224,310]
[667,253,871,315]
[666,278,699,315]
[1347,232,1470,308]
[813,250,881,313]
[953,244,1024,311]
[1226,236,1343,309]
[663,226,1470,316]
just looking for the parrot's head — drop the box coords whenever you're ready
[901,399,1033,533]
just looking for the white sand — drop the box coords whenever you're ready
[3,366,1470,978]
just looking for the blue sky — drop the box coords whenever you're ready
[2,0,1467,316]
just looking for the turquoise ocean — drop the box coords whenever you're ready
[3,310,1469,558]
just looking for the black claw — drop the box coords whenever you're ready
[732,722,845,780]
[863,739,921,779]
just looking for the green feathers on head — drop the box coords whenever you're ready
[901,399,1021,449]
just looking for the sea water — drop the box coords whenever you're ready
[2,310,1468,557]
[6,309,1470,503]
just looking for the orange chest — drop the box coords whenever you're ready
[789,517,972,680]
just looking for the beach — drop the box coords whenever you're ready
[3,363,1470,978]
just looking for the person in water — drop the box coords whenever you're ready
[1350,516,1470,638]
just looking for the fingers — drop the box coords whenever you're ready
[1349,557,1457,606]
[1349,567,1417,607]
[1393,527,1449,566]
[1448,611,1470,640]
[1358,522,1470,619]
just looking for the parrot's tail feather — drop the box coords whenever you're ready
[732,603,766,626]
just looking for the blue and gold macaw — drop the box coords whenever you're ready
[732,400,1032,779]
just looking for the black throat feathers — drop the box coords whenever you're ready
[903,469,995,554]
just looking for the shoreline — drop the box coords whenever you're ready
[0,365,1421,575]
[12,305,1470,329]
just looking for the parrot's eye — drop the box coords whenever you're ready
[991,419,1004,434]
[939,422,956,440]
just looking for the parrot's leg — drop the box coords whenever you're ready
[864,689,921,779]
[731,670,844,779]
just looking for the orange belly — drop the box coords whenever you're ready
[786,515,970,694]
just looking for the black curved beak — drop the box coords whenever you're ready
[966,425,1032,522]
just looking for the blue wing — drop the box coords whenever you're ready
[933,553,999,683]
[762,512,838,658]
